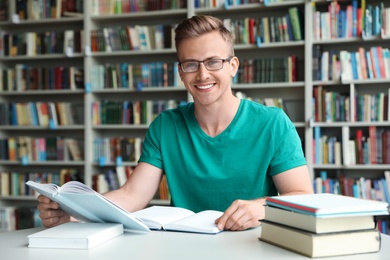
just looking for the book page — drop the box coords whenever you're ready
[25,181,60,197]
[130,206,195,229]
[61,181,131,213]
[59,191,150,232]
[61,181,96,193]
[26,181,93,223]
[163,210,223,234]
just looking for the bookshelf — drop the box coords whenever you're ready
[0,0,389,232]
[0,0,86,231]
[83,0,189,208]
[308,0,390,208]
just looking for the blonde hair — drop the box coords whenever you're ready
[174,15,234,56]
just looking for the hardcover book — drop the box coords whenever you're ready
[264,205,375,234]
[28,222,123,249]
[259,221,381,258]
[265,193,389,217]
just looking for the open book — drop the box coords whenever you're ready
[131,206,223,234]
[25,180,150,232]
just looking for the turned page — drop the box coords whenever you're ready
[131,206,223,234]
[163,210,223,234]
[131,206,195,229]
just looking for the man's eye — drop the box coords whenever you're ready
[186,63,198,68]
[207,60,220,66]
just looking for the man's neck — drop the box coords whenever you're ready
[194,95,241,137]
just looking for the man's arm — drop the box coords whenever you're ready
[215,165,313,231]
[103,162,163,212]
[38,162,163,227]
[273,165,314,195]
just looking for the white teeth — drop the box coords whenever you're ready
[196,83,214,89]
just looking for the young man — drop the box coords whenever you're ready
[37,15,313,231]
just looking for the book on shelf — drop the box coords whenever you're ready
[259,221,381,258]
[62,11,83,17]
[91,24,174,53]
[130,206,223,234]
[0,0,7,21]
[15,0,79,20]
[25,180,150,232]
[28,222,123,249]
[65,138,83,161]
[288,7,303,41]
[157,175,170,201]
[265,193,389,217]
[264,205,376,234]
[0,206,40,231]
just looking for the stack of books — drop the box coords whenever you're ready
[259,193,389,258]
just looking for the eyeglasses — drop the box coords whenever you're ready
[179,57,234,73]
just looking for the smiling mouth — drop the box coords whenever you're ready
[195,83,214,90]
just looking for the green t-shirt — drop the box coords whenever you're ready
[139,99,307,212]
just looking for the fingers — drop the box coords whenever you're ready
[215,202,240,230]
[36,195,70,227]
[37,194,51,203]
[39,207,69,228]
[37,195,59,210]
[216,200,263,231]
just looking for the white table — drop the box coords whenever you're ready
[1,227,389,259]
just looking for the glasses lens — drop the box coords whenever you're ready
[182,62,199,72]
[204,59,223,70]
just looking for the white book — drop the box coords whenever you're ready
[48,102,58,127]
[348,139,356,165]
[341,126,351,166]
[64,30,75,56]
[102,28,112,52]
[97,174,109,194]
[25,180,150,232]
[340,51,352,82]
[355,52,362,79]
[28,222,123,249]
[266,193,389,217]
[334,140,341,165]
[135,137,143,161]
[320,12,330,40]
[14,64,25,91]
[115,165,127,187]
[385,171,390,197]
[383,48,390,79]
[127,26,140,50]
[313,11,321,40]
[25,32,37,56]
[154,25,164,49]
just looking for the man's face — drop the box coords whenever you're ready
[177,31,239,106]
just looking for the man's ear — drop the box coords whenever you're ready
[178,63,184,80]
[230,56,240,77]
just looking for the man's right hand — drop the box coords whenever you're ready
[37,195,71,227]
